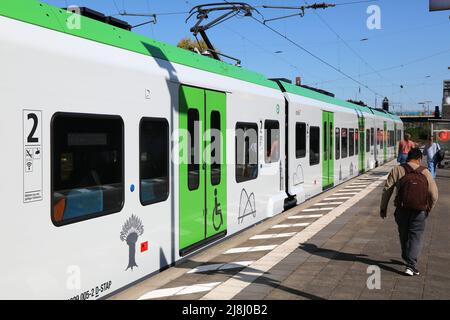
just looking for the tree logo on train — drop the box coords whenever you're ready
[120,215,144,271]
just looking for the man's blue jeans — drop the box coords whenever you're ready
[397,153,408,164]
[394,208,428,269]
[427,161,437,179]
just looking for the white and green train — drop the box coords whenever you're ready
[0,0,403,299]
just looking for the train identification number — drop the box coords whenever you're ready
[69,280,112,300]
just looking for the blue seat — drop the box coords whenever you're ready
[64,188,103,219]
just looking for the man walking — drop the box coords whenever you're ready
[380,148,438,276]
[397,133,415,164]
[423,135,440,179]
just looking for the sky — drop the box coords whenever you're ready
[43,0,450,113]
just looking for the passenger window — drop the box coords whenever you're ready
[371,128,375,147]
[335,128,340,160]
[188,109,200,191]
[349,129,355,157]
[355,129,359,155]
[210,111,221,186]
[341,128,348,158]
[265,120,280,163]
[236,122,258,183]
[366,129,370,152]
[52,113,124,226]
[309,126,320,166]
[296,122,306,158]
[140,118,169,206]
[377,128,381,146]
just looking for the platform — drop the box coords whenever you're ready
[111,161,450,300]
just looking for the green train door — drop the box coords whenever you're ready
[358,115,365,173]
[179,85,227,256]
[383,121,387,162]
[322,111,334,190]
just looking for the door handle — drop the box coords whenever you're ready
[202,163,206,170]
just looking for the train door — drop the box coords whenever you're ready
[322,111,334,190]
[358,115,365,173]
[383,121,387,162]
[179,85,227,256]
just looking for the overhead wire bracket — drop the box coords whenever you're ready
[187,2,261,61]
[262,3,336,24]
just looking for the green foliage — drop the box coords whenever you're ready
[177,37,209,52]
[405,126,430,142]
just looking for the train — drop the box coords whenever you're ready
[0,0,403,299]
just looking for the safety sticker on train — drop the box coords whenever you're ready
[23,110,43,203]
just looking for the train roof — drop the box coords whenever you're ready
[280,81,401,121]
[0,0,279,90]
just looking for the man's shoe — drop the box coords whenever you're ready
[405,267,414,276]
[405,266,420,276]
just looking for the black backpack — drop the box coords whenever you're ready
[435,144,445,162]
[396,164,429,212]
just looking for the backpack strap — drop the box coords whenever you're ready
[402,163,426,174]
[401,163,414,174]
[416,166,427,174]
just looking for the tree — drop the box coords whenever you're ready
[120,215,144,271]
[177,37,209,53]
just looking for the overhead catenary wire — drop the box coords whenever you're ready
[220,1,382,96]
[309,47,450,86]
[301,0,404,104]
[249,14,384,97]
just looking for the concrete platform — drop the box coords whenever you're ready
[111,161,450,300]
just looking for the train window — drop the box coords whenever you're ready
[397,129,402,142]
[265,120,280,163]
[140,118,169,206]
[211,111,221,186]
[296,122,306,158]
[349,129,355,157]
[366,129,370,152]
[188,109,200,191]
[310,126,320,166]
[51,113,124,226]
[377,128,381,146]
[371,128,375,147]
[341,128,348,159]
[236,122,258,183]
[355,129,359,156]
[335,128,340,160]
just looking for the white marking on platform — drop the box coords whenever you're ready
[324,197,351,201]
[250,233,296,240]
[313,202,344,206]
[138,282,221,300]
[201,173,388,300]
[188,261,254,274]
[334,192,358,196]
[271,222,310,229]
[344,188,364,191]
[224,245,277,254]
[288,214,323,219]
[302,207,334,212]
